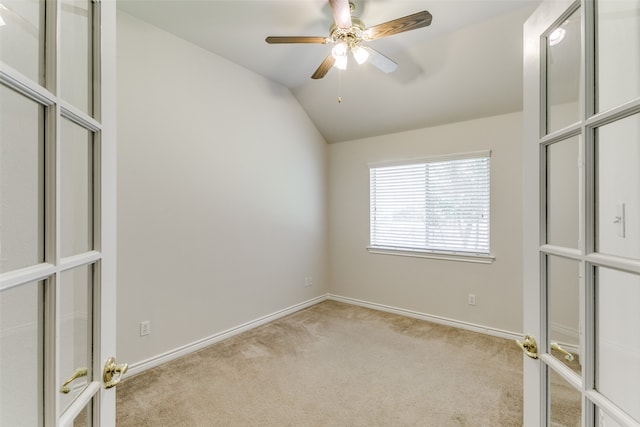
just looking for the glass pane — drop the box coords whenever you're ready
[596,267,640,422]
[0,281,44,427]
[547,255,581,373]
[595,113,640,260]
[0,84,44,272]
[549,368,581,426]
[60,118,94,257]
[73,399,92,427]
[596,0,640,113]
[60,0,93,114]
[596,407,626,427]
[59,265,93,413]
[0,0,43,84]
[546,7,582,134]
[546,136,580,248]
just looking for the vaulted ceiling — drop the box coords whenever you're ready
[117,0,541,143]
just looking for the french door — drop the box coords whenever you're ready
[0,0,119,425]
[522,0,640,425]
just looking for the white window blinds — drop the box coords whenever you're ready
[370,153,490,255]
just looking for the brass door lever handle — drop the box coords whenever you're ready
[516,335,538,359]
[551,342,575,361]
[60,367,88,394]
[103,357,128,389]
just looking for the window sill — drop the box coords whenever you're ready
[366,246,495,264]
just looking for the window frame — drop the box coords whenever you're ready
[367,150,494,264]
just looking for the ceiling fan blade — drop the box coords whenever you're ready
[363,47,398,74]
[366,11,432,40]
[328,0,352,29]
[265,36,328,44]
[311,54,336,79]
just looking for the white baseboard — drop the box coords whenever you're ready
[126,293,521,378]
[126,295,328,377]
[327,294,522,341]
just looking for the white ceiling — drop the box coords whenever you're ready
[117,0,541,143]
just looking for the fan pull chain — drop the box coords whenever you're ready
[337,70,342,103]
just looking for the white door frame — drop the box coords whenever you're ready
[0,0,116,425]
[523,0,640,425]
[95,0,117,424]
[523,2,576,424]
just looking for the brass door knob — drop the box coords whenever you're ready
[103,357,128,389]
[516,335,539,359]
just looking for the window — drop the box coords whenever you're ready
[369,151,491,262]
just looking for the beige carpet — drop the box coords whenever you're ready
[116,300,579,426]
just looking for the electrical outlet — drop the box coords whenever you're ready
[140,320,151,336]
[304,276,313,287]
[468,294,476,306]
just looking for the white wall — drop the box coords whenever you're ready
[328,112,524,334]
[116,12,328,365]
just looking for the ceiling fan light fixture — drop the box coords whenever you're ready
[333,54,348,70]
[265,3,433,80]
[331,41,349,59]
[351,45,369,64]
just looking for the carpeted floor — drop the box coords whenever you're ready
[116,300,579,426]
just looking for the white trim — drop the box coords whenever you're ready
[96,0,117,425]
[125,295,327,377]
[59,252,101,272]
[125,293,523,380]
[586,253,640,276]
[0,263,56,290]
[586,390,640,427]
[366,246,495,264]
[539,244,582,260]
[541,354,581,389]
[326,294,521,341]
[0,63,56,106]
[58,382,101,427]
[60,105,102,133]
[368,149,492,169]
[522,1,578,425]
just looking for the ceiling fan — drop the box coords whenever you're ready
[265,0,433,79]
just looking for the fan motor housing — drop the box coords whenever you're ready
[329,16,367,46]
